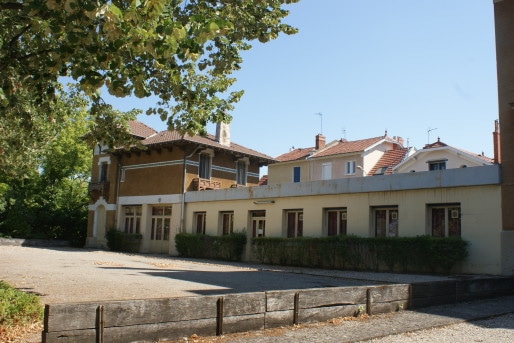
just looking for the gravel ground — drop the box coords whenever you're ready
[2,245,513,343]
[0,246,450,304]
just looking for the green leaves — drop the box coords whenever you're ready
[1,0,299,162]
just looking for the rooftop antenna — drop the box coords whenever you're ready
[341,128,346,140]
[315,112,323,134]
[427,127,438,143]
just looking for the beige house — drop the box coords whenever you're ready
[394,137,495,173]
[182,165,502,274]
[268,133,411,184]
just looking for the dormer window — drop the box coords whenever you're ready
[373,167,388,176]
[428,160,446,171]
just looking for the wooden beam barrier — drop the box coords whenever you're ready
[216,297,224,336]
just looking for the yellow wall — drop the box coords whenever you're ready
[182,184,502,274]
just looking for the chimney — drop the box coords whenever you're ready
[393,136,404,147]
[216,122,230,147]
[493,120,501,164]
[315,134,326,150]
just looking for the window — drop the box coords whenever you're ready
[220,211,234,235]
[286,210,303,238]
[194,212,206,234]
[251,211,266,237]
[373,207,398,237]
[428,160,446,171]
[322,163,332,180]
[199,153,212,179]
[236,160,247,185]
[325,208,347,236]
[345,161,356,175]
[373,167,388,176]
[293,166,301,183]
[429,204,461,237]
[123,206,141,234]
[151,206,171,240]
[99,162,108,182]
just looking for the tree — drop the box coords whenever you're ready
[1,0,298,147]
[0,88,119,246]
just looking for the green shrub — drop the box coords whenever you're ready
[0,281,43,326]
[251,235,469,274]
[105,228,142,253]
[175,232,247,261]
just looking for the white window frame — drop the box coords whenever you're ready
[199,152,213,179]
[123,205,142,234]
[325,208,347,236]
[345,161,356,175]
[322,162,332,180]
[373,207,399,237]
[428,204,461,237]
[194,212,207,235]
[151,205,172,241]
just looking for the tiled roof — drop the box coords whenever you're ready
[369,148,410,176]
[258,175,268,185]
[275,147,315,162]
[129,121,158,139]
[139,128,275,162]
[314,136,389,158]
[423,139,494,164]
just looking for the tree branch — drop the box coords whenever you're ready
[0,3,24,11]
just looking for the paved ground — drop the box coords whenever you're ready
[1,246,513,342]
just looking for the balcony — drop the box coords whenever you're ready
[88,181,110,200]
[192,178,221,191]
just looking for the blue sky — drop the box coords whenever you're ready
[103,0,499,163]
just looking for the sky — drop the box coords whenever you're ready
[102,0,499,167]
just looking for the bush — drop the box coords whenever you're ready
[0,281,43,326]
[105,229,142,253]
[252,235,469,274]
[175,232,247,261]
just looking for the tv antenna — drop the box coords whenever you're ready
[341,127,346,140]
[427,127,438,143]
[315,112,323,134]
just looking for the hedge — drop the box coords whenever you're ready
[175,232,247,261]
[251,235,468,274]
[105,229,142,253]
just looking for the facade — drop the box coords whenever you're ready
[393,137,495,173]
[183,166,502,274]
[268,133,411,184]
[86,121,275,251]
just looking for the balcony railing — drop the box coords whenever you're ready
[88,181,110,200]
[192,178,221,191]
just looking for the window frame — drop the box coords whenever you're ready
[428,204,461,238]
[345,161,356,175]
[220,211,234,236]
[293,166,301,183]
[251,210,266,238]
[150,205,172,241]
[194,212,207,235]
[325,208,347,236]
[199,153,212,179]
[372,206,399,237]
[428,160,447,171]
[285,210,303,238]
[321,162,332,180]
[123,205,142,234]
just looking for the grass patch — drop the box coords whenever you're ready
[0,280,43,342]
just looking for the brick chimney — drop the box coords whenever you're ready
[315,134,326,150]
[493,119,501,164]
[215,122,230,146]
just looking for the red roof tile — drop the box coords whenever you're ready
[129,121,158,139]
[275,147,315,162]
[138,129,275,162]
[314,136,390,158]
[369,148,410,175]
[423,139,494,164]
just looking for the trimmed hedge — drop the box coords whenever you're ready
[252,235,468,274]
[105,229,142,253]
[175,232,247,261]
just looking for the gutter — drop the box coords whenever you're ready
[180,145,201,232]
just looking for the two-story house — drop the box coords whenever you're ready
[86,121,275,253]
[268,133,412,184]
